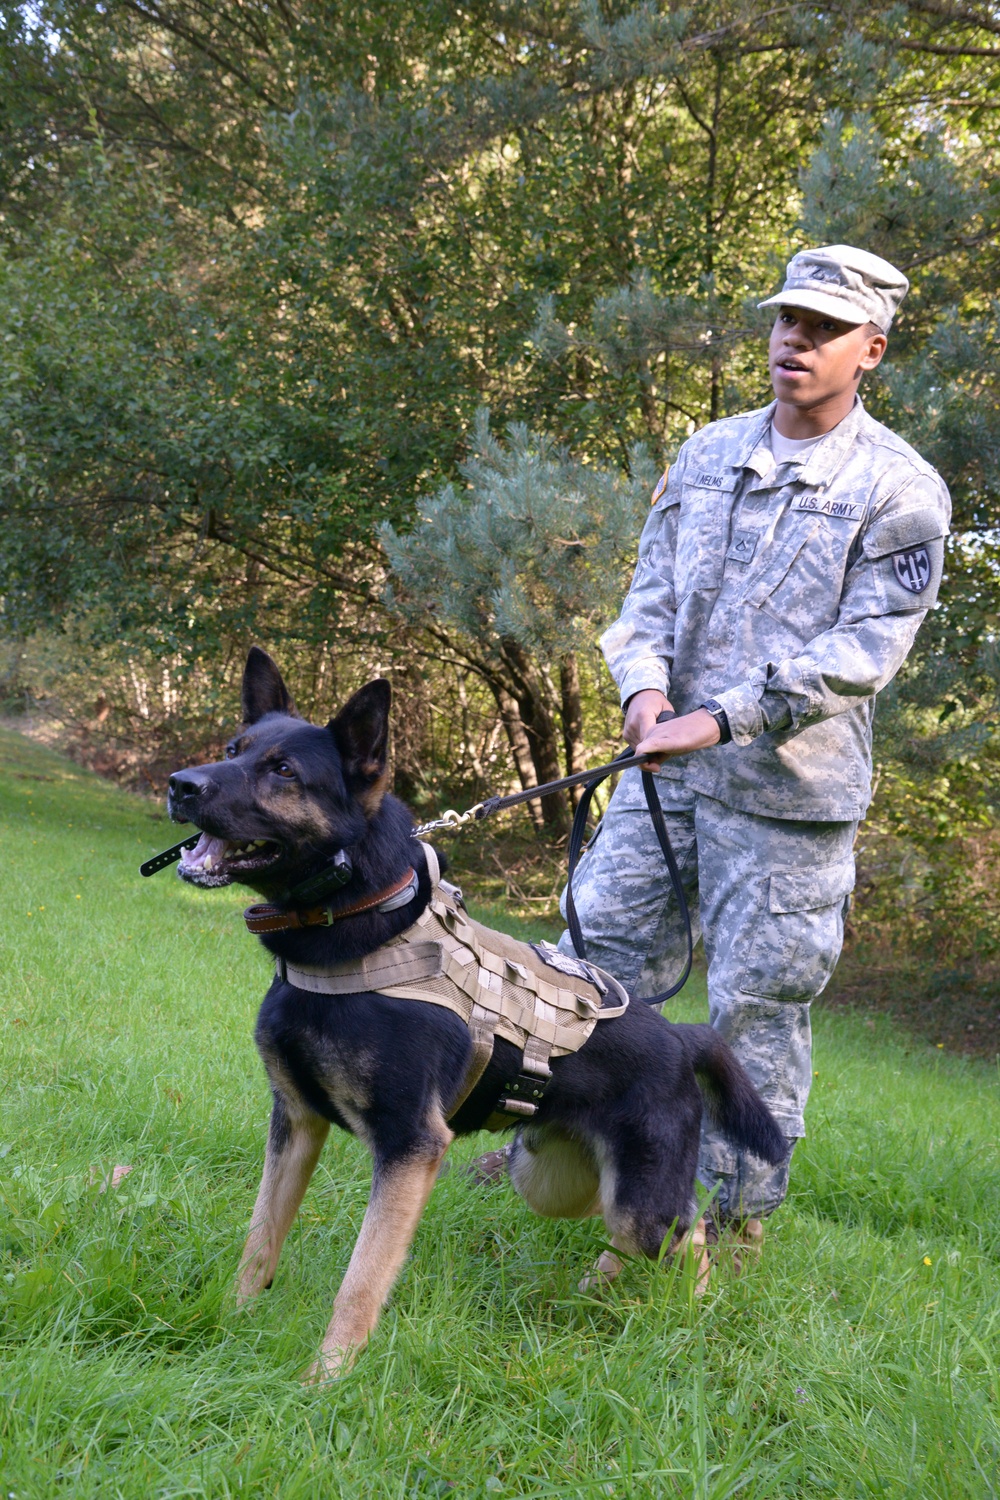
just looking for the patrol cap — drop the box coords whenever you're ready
[758,244,909,332]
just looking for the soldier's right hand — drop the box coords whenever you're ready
[623,689,674,749]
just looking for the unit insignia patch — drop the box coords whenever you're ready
[891,546,932,594]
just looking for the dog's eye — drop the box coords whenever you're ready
[225,745,238,759]
[275,762,296,779]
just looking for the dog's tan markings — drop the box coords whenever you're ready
[306,1112,453,1383]
[358,767,390,818]
[259,1038,375,1148]
[257,782,335,841]
[237,1108,330,1307]
[578,1219,711,1296]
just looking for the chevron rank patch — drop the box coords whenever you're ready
[891,546,932,594]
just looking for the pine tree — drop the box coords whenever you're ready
[382,412,656,825]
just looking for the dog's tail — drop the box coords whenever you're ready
[679,1023,788,1166]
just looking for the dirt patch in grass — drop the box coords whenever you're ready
[821,946,1000,1062]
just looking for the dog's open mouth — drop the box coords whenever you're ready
[178,832,283,887]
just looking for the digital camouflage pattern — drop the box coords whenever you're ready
[564,396,948,1219]
[558,779,856,1220]
[600,396,952,820]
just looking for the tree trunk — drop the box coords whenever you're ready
[499,637,568,832]
[559,653,586,810]
[494,686,544,831]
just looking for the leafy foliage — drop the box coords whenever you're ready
[0,1,998,937]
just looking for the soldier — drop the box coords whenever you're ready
[476,245,951,1260]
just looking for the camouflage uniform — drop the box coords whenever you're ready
[559,396,951,1220]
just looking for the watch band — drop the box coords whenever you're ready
[699,699,732,745]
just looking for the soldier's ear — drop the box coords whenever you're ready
[242,647,297,724]
[328,679,391,810]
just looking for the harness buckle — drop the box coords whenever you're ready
[497,1055,552,1117]
[496,1096,538,1117]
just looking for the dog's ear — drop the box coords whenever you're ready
[242,647,296,724]
[329,679,391,798]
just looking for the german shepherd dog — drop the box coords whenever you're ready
[167,648,786,1380]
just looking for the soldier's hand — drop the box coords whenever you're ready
[635,708,721,770]
[623,689,674,749]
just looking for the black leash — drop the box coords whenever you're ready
[140,835,200,877]
[415,711,693,1007]
[564,748,693,1007]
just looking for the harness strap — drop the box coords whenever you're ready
[445,1003,498,1122]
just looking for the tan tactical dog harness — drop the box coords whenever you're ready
[276,845,629,1126]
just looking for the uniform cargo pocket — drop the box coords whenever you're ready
[739,859,855,1001]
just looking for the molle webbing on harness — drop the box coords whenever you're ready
[279,852,628,1124]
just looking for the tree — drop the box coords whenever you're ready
[382,412,656,826]
[0,1,998,822]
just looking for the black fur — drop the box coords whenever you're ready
[168,650,788,1351]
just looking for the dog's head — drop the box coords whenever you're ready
[167,647,391,892]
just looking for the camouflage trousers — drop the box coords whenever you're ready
[557,774,856,1221]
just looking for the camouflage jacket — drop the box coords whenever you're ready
[600,398,951,820]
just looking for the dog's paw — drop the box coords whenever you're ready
[302,1346,354,1385]
[578,1247,625,1294]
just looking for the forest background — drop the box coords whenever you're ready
[0,0,998,1041]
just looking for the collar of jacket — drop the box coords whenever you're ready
[732,396,869,492]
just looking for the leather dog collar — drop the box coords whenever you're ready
[243,867,418,934]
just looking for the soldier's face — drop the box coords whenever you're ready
[769,308,886,409]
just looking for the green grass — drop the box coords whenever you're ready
[1,724,998,1499]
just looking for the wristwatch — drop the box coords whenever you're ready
[699,698,732,745]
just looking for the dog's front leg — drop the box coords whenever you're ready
[307,1119,452,1382]
[237,1096,329,1306]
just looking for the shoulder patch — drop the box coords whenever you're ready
[891,546,932,594]
[651,468,669,506]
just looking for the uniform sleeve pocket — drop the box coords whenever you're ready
[862,508,946,560]
[739,859,855,1000]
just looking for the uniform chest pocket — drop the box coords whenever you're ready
[743,515,860,639]
[675,486,732,596]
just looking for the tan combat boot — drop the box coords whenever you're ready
[705,1216,764,1275]
[463,1143,512,1185]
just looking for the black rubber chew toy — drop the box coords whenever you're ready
[139,836,200,878]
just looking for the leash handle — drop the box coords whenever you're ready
[565,713,693,1007]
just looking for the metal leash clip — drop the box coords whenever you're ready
[411,804,486,838]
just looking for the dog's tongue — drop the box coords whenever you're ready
[179,832,228,874]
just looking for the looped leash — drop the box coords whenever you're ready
[565,747,693,1008]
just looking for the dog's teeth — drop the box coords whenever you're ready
[204,854,214,870]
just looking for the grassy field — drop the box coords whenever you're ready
[1,725,998,1499]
